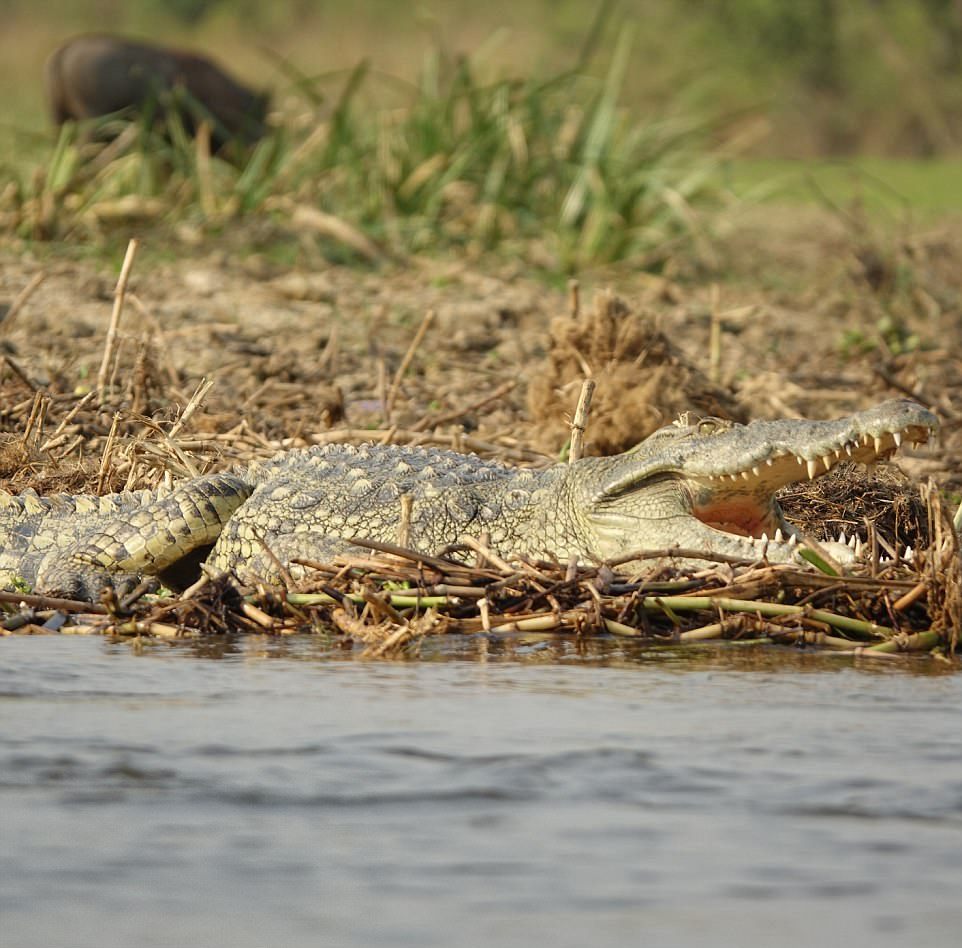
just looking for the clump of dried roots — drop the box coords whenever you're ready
[527,290,745,455]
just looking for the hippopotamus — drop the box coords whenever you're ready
[44,34,270,150]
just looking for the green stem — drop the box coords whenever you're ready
[602,617,643,637]
[281,592,451,608]
[643,595,897,640]
[865,630,942,653]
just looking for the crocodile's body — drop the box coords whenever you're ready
[0,399,937,599]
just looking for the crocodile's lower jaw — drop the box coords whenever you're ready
[698,508,805,561]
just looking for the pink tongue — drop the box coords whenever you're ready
[696,500,771,538]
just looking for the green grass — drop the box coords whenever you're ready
[720,157,962,218]
[2,43,721,273]
[6,0,962,167]
[6,4,962,273]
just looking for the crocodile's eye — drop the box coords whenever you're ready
[697,418,726,435]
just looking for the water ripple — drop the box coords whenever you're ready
[3,635,962,948]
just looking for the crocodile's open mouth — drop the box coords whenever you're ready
[687,421,933,542]
[691,496,785,539]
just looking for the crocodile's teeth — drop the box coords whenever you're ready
[741,471,750,481]
[766,458,774,467]
[845,442,853,456]
[893,431,902,447]
[874,436,882,453]
[774,528,784,542]
[847,534,857,548]
[854,538,863,556]
[822,454,833,472]
[788,533,798,546]
[903,545,914,562]
[752,466,761,477]
[838,530,848,545]
[806,459,818,479]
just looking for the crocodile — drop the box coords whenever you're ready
[0,398,937,600]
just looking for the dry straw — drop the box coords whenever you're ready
[96,237,139,398]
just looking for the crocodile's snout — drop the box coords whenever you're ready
[682,405,935,542]
[587,398,937,562]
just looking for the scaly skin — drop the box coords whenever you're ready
[0,399,938,599]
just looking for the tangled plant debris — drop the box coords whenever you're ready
[1,519,959,660]
[0,257,958,660]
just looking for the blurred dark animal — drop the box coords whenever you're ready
[45,34,269,151]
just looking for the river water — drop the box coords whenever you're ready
[2,634,961,948]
